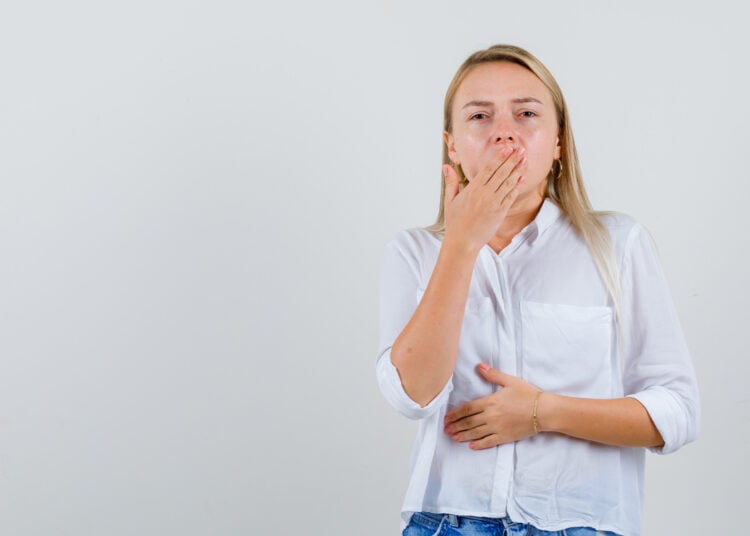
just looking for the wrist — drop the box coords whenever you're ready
[532,391,542,435]
[536,391,560,434]
[441,232,484,258]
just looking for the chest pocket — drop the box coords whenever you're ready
[520,301,614,397]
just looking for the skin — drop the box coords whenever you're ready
[391,61,664,450]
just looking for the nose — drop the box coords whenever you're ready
[492,121,517,145]
[492,127,518,145]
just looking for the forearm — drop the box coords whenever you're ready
[391,236,479,407]
[538,393,664,448]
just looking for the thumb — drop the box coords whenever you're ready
[477,363,512,386]
[443,164,460,204]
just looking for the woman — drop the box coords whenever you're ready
[376,45,699,536]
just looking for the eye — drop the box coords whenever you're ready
[519,110,537,118]
[469,112,489,120]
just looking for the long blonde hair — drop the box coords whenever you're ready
[429,44,622,320]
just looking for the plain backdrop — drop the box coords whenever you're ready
[1,1,747,534]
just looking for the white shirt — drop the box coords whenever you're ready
[376,199,699,536]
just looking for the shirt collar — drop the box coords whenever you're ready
[527,197,562,244]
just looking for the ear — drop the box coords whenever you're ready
[554,136,561,160]
[443,131,460,165]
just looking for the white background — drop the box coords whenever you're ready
[1,1,747,534]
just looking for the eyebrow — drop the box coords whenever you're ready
[461,97,544,109]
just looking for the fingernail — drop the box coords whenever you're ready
[517,176,525,186]
[478,363,489,372]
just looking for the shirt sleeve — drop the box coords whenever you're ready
[375,235,453,420]
[620,224,700,454]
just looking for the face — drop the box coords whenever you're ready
[445,61,561,204]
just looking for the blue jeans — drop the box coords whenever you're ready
[402,512,621,536]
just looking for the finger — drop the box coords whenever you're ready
[451,423,492,443]
[494,178,525,219]
[443,164,460,204]
[477,363,516,387]
[444,401,481,425]
[472,145,516,186]
[486,174,524,220]
[469,434,503,450]
[492,162,526,199]
[486,150,526,193]
[444,413,481,434]
[498,177,524,211]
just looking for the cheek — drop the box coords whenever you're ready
[454,129,485,153]
[526,132,559,165]
[453,138,486,176]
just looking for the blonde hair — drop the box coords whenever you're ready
[428,44,622,321]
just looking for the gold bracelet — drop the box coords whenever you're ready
[532,391,542,435]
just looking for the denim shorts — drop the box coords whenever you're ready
[402,512,621,536]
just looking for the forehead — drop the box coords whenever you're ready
[454,61,553,107]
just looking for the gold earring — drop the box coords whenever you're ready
[551,159,563,179]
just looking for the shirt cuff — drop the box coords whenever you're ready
[375,348,453,420]
[627,386,699,455]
